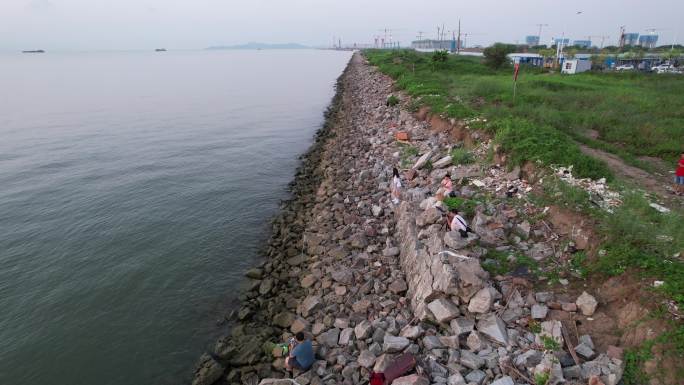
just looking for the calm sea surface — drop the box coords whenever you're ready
[0,49,351,385]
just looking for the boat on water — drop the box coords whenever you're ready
[155,48,167,52]
[22,50,45,53]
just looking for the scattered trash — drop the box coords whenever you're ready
[653,281,665,287]
[649,202,671,213]
[552,166,622,211]
[656,235,674,242]
[395,131,410,141]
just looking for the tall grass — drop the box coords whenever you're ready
[365,49,684,166]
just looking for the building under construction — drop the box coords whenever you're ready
[410,39,461,52]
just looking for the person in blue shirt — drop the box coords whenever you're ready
[285,332,314,371]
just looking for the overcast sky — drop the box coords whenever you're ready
[1,0,681,51]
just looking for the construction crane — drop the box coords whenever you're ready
[535,23,549,46]
[377,28,405,49]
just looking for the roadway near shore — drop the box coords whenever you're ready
[579,143,683,209]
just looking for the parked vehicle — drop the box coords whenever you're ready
[651,63,674,73]
[615,64,635,71]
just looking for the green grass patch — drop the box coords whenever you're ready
[442,197,478,217]
[364,49,684,169]
[386,95,399,107]
[481,249,541,277]
[494,118,612,180]
[593,192,684,304]
[540,335,561,351]
[398,143,419,168]
[451,147,475,165]
[534,371,550,385]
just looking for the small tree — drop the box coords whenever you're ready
[432,50,449,63]
[564,47,578,60]
[483,43,516,69]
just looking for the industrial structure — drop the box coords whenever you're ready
[573,40,592,48]
[638,34,659,48]
[553,38,570,46]
[410,39,459,52]
[525,35,540,46]
[623,33,639,46]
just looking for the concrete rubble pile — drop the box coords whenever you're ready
[552,166,622,211]
[191,53,625,385]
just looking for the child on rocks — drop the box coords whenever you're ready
[391,167,402,204]
[438,173,454,198]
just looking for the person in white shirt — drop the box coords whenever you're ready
[448,208,469,238]
[390,167,402,204]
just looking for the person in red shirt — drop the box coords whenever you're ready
[676,151,684,196]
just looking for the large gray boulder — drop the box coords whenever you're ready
[383,335,410,353]
[427,298,460,323]
[576,291,598,316]
[476,314,509,345]
[192,353,224,385]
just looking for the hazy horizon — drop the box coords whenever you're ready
[2,0,682,51]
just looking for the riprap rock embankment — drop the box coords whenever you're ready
[192,53,624,385]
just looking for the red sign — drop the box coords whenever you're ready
[514,63,520,81]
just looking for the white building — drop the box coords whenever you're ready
[561,59,592,74]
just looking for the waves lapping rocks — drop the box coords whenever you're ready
[191,52,625,385]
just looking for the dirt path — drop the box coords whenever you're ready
[579,144,682,209]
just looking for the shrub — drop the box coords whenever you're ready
[432,50,449,63]
[483,43,516,69]
[386,95,399,107]
[534,371,550,385]
[451,148,475,165]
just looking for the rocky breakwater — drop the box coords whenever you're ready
[191,52,625,385]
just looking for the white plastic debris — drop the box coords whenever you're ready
[649,203,670,213]
[653,281,665,287]
[552,165,622,211]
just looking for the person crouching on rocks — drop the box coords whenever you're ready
[285,332,314,372]
[449,208,472,238]
[437,173,454,199]
[390,167,402,204]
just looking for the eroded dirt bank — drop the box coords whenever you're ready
[190,53,630,385]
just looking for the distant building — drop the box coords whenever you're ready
[573,40,592,48]
[623,33,639,46]
[508,53,544,67]
[411,39,460,52]
[639,34,658,49]
[553,37,570,46]
[526,35,540,46]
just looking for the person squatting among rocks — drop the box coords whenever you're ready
[447,208,473,238]
[284,332,314,372]
[390,167,402,204]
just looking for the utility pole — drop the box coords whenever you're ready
[672,27,678,51]
[457,19,462,52]
[536,23,549,46]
